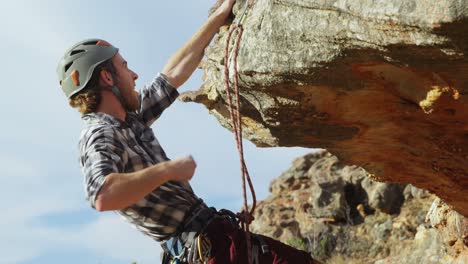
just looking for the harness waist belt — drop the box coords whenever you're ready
[178,206,217,246]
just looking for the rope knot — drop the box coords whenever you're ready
[236,210,255,225]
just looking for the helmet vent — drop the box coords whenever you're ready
[82,40,99,45]
[64,62,73,73]
[70,49,85,56]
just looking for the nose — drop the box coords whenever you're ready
[132,70,138,80]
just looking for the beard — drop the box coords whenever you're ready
[113,76,139,112]
[122,90,140,112]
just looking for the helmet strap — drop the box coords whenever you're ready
[97,86,130,111]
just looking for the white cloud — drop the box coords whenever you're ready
[0,243,42,264]
[0,218,62,263]
[0,214,161,264]
[74,214,162,263]
[0,152,161,263]
[0,154,80,263]
[0,153,80,218]
[0,154,40,180]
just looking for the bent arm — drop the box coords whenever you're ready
[95,156,196,211]
[162,0,235,88]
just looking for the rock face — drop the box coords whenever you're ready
[180,0,468,215]
[249,151,467,263]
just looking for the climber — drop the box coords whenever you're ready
[56,0,320,263]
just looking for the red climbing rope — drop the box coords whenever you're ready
[223,2,257,262]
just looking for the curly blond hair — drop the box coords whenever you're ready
[69,89,101,114]
[68,59,116,115]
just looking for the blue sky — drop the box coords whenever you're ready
[0,1,313,263]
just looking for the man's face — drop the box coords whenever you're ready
[112,53,139,111]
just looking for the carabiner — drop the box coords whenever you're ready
[236,0,253,26]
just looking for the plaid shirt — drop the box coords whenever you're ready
[78,74,206,241]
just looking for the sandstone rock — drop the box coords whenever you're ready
[250,151,466,263]
[426,198,468,249]
[403,184,431,200]
[374,226,453,264]
[182,0,468,216]
[362,178,405,214]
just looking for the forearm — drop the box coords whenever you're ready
[95,161,172,211]
[162,9,230,88]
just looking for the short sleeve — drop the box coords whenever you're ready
[80,127,126,209]
[138,73,179,126]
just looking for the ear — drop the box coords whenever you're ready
[98,69,114,87]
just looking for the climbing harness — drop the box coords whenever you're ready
[161,207,270,264]
[223,0,257,263]
[161,203,217,264]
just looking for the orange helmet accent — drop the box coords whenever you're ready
[96,40,111,47]
[71,70,80,86]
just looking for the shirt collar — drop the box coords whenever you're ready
[82,112,128,128]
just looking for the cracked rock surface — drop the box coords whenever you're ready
[181,0,468,216]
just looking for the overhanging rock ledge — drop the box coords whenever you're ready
[180,0,468,216]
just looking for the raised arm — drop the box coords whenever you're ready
[161,0,236,88]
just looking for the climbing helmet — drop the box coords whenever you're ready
[57,38,119,98]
